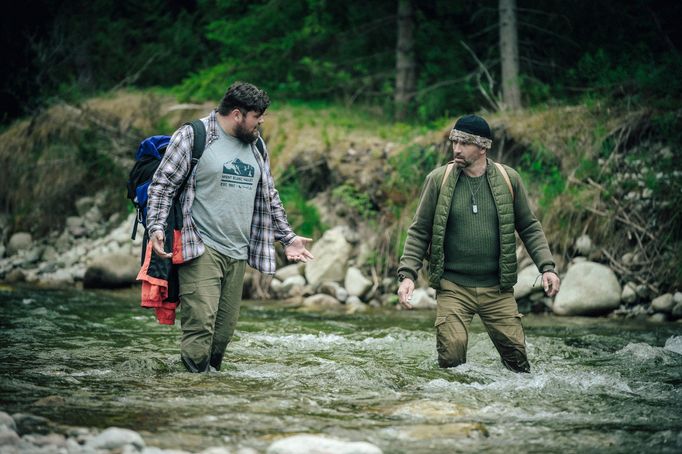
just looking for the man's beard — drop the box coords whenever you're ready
[234,121,259,144]
[454,156,472,168]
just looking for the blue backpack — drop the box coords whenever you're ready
[126,120,206,240]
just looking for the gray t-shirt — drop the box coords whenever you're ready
[191,125,261,260]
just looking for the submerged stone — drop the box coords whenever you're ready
[267,434,382,454]
[86,427,145,450]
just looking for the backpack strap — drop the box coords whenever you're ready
[188,119,206,165]
[169,120,207,232]
[176,119,206,196]
[439,160,514,202]
[440,161,455,192]
[494,162,514,201]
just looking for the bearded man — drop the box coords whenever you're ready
[146,81,313,372]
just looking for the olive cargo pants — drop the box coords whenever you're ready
[178,245,246,372]
[435,279,530,373]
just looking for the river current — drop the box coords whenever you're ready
[1,285,681,453]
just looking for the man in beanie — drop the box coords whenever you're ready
[397,114,560,373]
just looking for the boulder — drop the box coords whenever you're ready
[39,269,75,287]
[318,281,348,302]
[621,252,634,266]
[281,275,307,296]
[0,427,20,446]
[574,234,593,256]
[31,433,67,448]
[621,282,638,304]
[83,253,139,288]
[513,265,542,299]
[651,293,675,313]
[270,278,283,295]
[346,299,369,314]
[0,412,16,431]
[303,294,342,310]
[86,427,145,450]
[649,313,668,322]
[275,263,304,282]
[11,413,51,435]
[6,232,32,256]
[65,216,87,237]
[672,302,682,320]
[267,435,382,454]
[84,206,103,224]
[75,196,96,216]
[552,261,621,315]
[410,288,437,310]
[381,277,398,295]
[201,448,234,454]
[304,227,352,287]
[40,245,58,263]
[344,266,372,298]
[674,292,682,305]
[5,269,26,283]
[346,295,362,306]
[22,246,43,265]
[635,284,652,300]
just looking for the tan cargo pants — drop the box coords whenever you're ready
[435,279,530,373]
[178,245,246,373]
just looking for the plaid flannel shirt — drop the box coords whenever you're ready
[146,110,296,275]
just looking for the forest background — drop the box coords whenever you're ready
[1,0,681,293]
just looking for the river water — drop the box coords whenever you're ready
[1,285,681,453]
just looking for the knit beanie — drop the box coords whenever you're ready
[449,114,493,149]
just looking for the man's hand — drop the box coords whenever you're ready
[151,230,172,259]
[542,271,561,297]
[284,236,314,262]
[397,278,415,310]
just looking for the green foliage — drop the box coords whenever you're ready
[174,63,235,102]
[519,146,566,211]
[4,0,211,121]
[520,77,553,106]
[0,118,127,234]
[278,183,325,239]
[567,48,682,109]
[6,0,682,125]
[331,184,377,220]
[277,164,326,238]
[386,143,442,200]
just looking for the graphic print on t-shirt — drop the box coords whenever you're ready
[221,158,256,189]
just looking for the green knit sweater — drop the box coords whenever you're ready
[398,158,555,290]
[443,174,500,287]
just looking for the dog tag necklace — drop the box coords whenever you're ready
[465,174,484,214]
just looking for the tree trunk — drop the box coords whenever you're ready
[499,0,521,110]
[395,0,416,121]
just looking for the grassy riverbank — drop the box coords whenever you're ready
[0,91,680,292]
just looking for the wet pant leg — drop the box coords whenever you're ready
[477,287,530,373]
[435,279,477,368]
[208,255,245,370]
[178,246,245,372]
